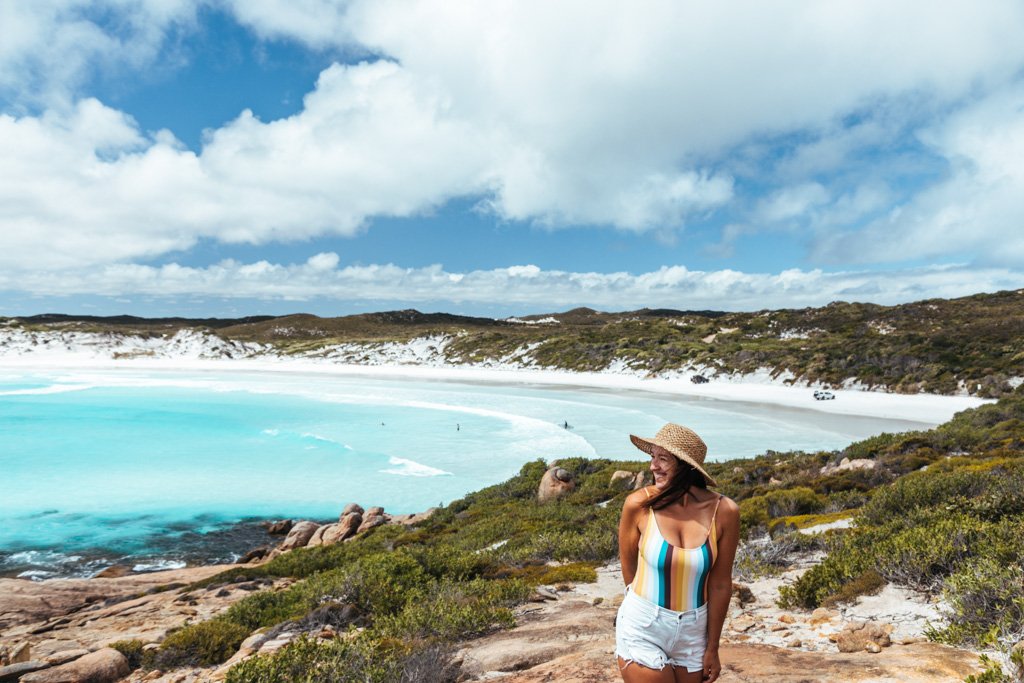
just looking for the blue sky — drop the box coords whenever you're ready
[2,1,1024,318]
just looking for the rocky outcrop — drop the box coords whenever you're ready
[19,648,128,683]
[538,467,575,503]
[278,521,320,550]
[389,508,438,526]
[357,511,386,534]
[820,457,875,476]
[264,503,436,555]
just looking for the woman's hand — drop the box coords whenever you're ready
[702,648,721,682]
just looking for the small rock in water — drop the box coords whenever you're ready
[92,565,132,579]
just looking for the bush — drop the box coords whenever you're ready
[108,639,148,670]
[375,579,522,641]
[763,487,826,517]
[929,557,1024,648]
[821,570,885,607]
[225,636,459,683]
[154,618,251,668]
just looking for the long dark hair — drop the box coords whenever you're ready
[642,461,708,510]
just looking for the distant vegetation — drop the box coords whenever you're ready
[6,289,1024,396]
[100,389,1024,681]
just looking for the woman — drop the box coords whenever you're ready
[616,423,739,683]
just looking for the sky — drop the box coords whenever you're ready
[2,1,1024,318]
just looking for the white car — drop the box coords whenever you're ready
[813,390,836,400]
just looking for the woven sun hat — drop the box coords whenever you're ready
[630,423,718,487]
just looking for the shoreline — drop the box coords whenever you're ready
[0,355,990,425]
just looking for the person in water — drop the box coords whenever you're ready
[616,423,739,683]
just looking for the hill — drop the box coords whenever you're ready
[4,289,1024,396]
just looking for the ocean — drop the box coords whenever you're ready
[0,367,927,579]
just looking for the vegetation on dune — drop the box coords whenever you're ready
[5,289,1024,395]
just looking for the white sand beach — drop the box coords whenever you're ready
[0,353,987,426]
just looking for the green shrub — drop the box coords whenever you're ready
[154,618,251,668]
[821,570,885,607]
[108,639,148,670]
[928,557,1024,648]
[225,635,459,683]
[375,579,521,641]
[763,487,826,517]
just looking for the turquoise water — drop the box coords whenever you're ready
[0,367,927,577]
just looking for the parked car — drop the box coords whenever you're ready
[813,390,836,400]
[691,374,709,384]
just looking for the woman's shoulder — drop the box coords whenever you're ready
[623,486,657,508]
[713,493,740,518]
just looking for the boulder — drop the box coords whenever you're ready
[538,467,575,503]
[0,662,49,683]
[835,621,894,653]
[633,471,651,489]
[335,513,363,542]
[305,525,330,548]
[278,521,320,550]
[322,513,362,545]
[365,506,384,517]
[356,514,386,534]
[20,648,128,683]
[341,503,364,517]
[239,546,273,563]
[610,471,636,490]
[264,519,293,535]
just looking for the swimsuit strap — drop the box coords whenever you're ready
[707,495,724,547]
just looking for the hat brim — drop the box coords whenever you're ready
[630,434,718,487]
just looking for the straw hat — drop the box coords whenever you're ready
[630,423,717,487]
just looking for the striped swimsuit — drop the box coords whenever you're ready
[630,490,722,612]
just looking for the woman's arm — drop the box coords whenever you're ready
[703,496,740,681]
[618,490,646,586]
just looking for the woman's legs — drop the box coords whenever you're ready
[672,665,704,683]
[617,656,676,683]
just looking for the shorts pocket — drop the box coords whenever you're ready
[618,595,658,629]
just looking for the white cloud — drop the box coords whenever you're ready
[0,0,198,107]
[2,1,1024,272]
[756,183,830,224]
[0,62,492,268]
[222,0,357,48]
[815,84,1024,264]
[4,257,1022,312]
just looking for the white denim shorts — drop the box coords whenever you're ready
[615,586,708,673]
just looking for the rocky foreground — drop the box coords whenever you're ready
[0,559,980,683]
[0,472,987,682]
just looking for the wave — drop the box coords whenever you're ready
[261,428,353,450]
[380,456,452,477]
[132,560,187,573]
[300,432,353,449]
[0,383,94,396]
